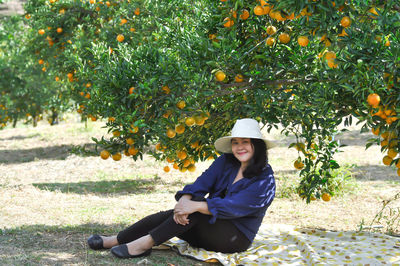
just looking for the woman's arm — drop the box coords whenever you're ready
[174,197,211,217]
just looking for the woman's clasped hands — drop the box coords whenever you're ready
[173,195,197,225]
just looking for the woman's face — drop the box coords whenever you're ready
[231,138,254,166]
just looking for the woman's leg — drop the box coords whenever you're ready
[149,212,251,253]
[99,209,174,248]
[117,209,174,244]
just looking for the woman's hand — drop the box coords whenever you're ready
[173,213,189,225]
[174,197,198,216]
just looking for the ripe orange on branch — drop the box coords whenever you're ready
[279,33,290,44]
[117,34,125,42]
[367,93,380,108]
[215,70,226,81]
[297,36,309,47]
[100,150,110,160]
[340,16,351,28]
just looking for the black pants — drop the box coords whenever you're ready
[116,210,251,253]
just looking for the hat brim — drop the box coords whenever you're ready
[214,136,276,154]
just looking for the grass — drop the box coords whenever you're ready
[0,117,399,265]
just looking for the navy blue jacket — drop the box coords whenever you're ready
[175,154,275,242]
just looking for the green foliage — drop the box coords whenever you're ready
[1,0,399,199]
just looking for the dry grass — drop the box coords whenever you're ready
[0,117,399,265]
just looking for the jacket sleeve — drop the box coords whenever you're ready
[175,155,226,201]
[206,171,275,223]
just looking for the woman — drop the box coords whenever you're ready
[87,118,276,258]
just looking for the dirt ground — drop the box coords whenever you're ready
[0,117,399,265]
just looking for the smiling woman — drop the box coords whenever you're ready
[87,118,277,259]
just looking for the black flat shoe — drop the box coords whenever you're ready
[87,234,106,250]
[111,244,152,259]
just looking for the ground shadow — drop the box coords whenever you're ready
[0,223,217,266]
[32,179,158,195]
[0,133,41,142]
[0,143,97,164]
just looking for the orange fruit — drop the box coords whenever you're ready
[388,149,398,159]
[129,87,135,94]
[273,11,285,21]
[185,117,195,126]
[340,16,351,28]
[126,138,134,145]
[191,141,199,149]
[385,40,390,47]
[177,150,187,160]
[254,6,264,16]
[215,70,226,82]
[38,59,44,65]
[38,29,45,35]
[134,8,140,15]
[325,51,336,60]
[294,159,304,170]
[55,76,60,81]
[162,85,170,94]
[113,130,121,137]
[194,115,205,126]
[130,126,139,133]
[163,166,170,172]
[112,153,122,161]
[166,128,176,138]
[188,164,196,172]
[266,37,275,46]
[176,100,186,109]
[279,33,290,44]
[183,159,191,167]
[297,36,309,47]
[179,167,187,173]
[25,14,31,19]
[120,18,128,25]
[128,146,139,156]
[117,34,125,42]
[371,127,380,136]
[239,9,249,20]
[382,155,393,166]
[166,157,174,163]
[173,163,179,170]
[100,150,110,160]
[235,74,244,83]
[108,117,115,122]
[369,7,378,15]
[367,93,380,108]
[321,193,331,202]
[223,17,234,28]
[327,59,338,68]
[175,124,185,134]
[262,5,271,15]
[57,28,63,33]
[266,26,277,35]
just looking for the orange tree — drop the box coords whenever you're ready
[0,15,71,127]
[23,0,399,201]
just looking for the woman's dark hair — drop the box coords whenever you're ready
[226,138,268,178]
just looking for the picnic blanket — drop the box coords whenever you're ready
[163,224,400,265]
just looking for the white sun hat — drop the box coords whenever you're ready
[214,118,276,153]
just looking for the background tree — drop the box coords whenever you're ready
[6,0,399,201]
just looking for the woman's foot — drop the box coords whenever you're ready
[111,235,154,258]
[87,235,118,250]
[111,244,152,259]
